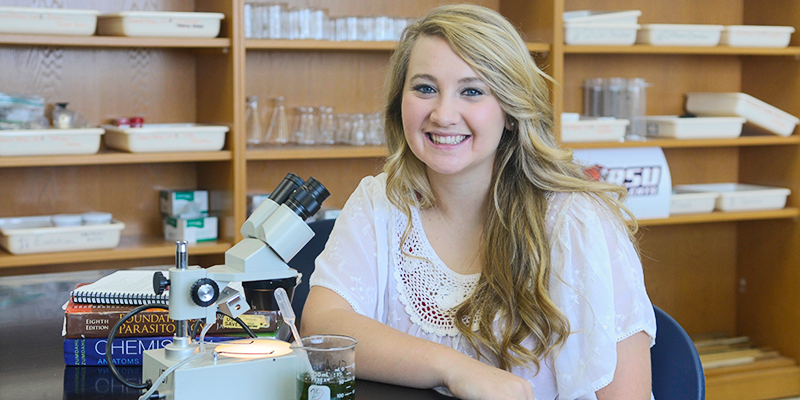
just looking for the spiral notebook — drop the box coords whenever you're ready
[70,270,169,306]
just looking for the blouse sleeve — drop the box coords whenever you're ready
[547,192,656,400]
[308,174,390,321]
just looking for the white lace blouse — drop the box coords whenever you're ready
[309,173,656,400]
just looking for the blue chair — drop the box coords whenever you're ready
[651,305,705,400]
[287,218,335,327]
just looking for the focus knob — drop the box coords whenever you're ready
[153,271,170,295]
[190,278,220,307]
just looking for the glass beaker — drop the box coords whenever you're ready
[294,106,316,145]
[246,95,264,146]
[335,113,353,144]
[365,112,384,145]
[266,96,290,145]
[317,106,336,145]
[583,78,604,117]
[292,335,357,400]
[625,78,649,140]
[350,113,367,145]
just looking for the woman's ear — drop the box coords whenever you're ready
[505,119,516,131]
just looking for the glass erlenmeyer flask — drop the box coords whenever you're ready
[266,96,290,144]
[245,95,263,147]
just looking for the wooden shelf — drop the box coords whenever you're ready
[566,135,800,149]
[0,150,232,168]
[564,44,800,56]
[0,236,232,269]
[247,145,387,160]
[246,39,397,51]
[245,39,550,53]
[639,208,800,227]
[0,34,231,48]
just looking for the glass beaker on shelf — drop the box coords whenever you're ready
[245,95,264,147]
[365,112,384,145]
[293,106,316,145]
[317,106,336,145]
[335,113,353,144]
[265,96,290,145]
[350,113,367,146]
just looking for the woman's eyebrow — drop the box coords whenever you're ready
[408,74,484,85]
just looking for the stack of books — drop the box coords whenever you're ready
[63,270,281,366]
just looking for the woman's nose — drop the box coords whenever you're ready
[430,96,460,127]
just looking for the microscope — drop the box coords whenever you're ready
[138,173,329,400]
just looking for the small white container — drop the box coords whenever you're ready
[0,7,99,36]
[51,214,83,227]
[645,116,745,139]
[720,25,795,48]
[561,118,629,142]
[670,190,719,215]
[564,23,640,45]
[0,128,104,156]
[674,183,790,212]
[82,212,113,225]
[102,124,228,153]
[636,24,724,46]
[96,11,224,38]
[685,93,799,137]
[563,10,641,25]
[0,215,125,254]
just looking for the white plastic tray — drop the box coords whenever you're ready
[563,10,641,25]
[0,215,125,254]
[564,23,640,45]
[685,92,799,137]
[102,123,228,153]
[0,128,104,156]
[562,118,629,142]
[670,190,718,215]
[721,25,795,48]
[673,183,790,212]
[0,7,99,36]
[645,116,745,139]
[636,24,724,46]
[97,11,224,38]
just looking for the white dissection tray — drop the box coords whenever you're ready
[97,11,224,38]
[0,128,104,156]
[563,10,641,25]
[721,25,795,48]
[670,190,718,215]
[685,92,799,137]
[564,23,640,45]
[673,183,790,212]
[102,123,228,153]
[645,116,745,139]
[561,118,629,142]
[0,7,99,36]
[0,215,125,254]
[636,24,724,46]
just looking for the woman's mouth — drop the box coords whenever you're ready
[427,132,468,145]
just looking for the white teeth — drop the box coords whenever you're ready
[429,134,467,145]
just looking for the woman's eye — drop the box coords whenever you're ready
[462,88,484,96]
[412,84,436,94]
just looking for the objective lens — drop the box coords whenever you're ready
[284,177,330,220]
[269,173,304,205]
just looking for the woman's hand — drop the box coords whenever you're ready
[443,358,535,400]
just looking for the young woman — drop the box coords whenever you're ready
[302,5,655,399]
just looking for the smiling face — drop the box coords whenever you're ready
[401,35,507,181]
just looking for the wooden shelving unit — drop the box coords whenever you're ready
[3,0,800,398]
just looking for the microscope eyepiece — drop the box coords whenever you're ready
[284,177,330,220]
[269,173,305,205]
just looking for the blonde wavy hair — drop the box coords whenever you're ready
[382,4,637,371]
